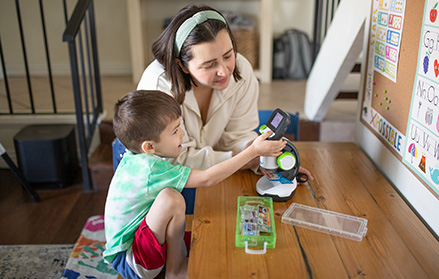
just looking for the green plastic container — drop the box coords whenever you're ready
[235,196,276,254]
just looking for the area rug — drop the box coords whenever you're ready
[61,215,118,279]
[0,244,74,278]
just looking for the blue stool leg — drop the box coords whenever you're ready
[181,188,196,215]
[112,138,127,172]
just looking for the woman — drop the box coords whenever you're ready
[136,4,261,171]
[115,4,312,206]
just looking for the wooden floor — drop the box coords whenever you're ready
[0,168,108,245]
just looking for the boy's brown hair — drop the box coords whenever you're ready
[113,90,182,154]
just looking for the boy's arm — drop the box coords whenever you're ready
[185,131,286,188]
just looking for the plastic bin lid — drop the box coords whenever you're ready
[281,203,368,241]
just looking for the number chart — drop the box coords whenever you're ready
[372,0,406,82]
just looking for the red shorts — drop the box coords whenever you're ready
[112,219,191,279]
[132,218,167,270]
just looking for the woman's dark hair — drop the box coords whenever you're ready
[152,4,242,104]
[113,90,181,154]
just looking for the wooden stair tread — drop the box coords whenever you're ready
[89,143,113,169]
[89,143,113,191]
[99,120,115,144]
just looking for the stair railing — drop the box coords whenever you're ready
[63,0,102,191]
[313,0,341,62]
[1,0,70,115]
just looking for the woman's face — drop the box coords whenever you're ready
[185,29,235,91]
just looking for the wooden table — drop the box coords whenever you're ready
[187,142,439,278]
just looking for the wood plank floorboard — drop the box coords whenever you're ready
[0,169,108,245]
[0,167,193,245]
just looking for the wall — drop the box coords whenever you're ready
[0,0,313,77]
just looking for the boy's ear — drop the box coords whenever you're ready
[141,141,155,154]
[175,58,189,74]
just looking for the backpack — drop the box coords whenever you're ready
[272,29,313,80]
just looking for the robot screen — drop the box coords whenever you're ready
[271,112,283,128]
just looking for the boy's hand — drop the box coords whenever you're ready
[250,131,286,157]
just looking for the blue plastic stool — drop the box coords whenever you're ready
[112,138,196,214]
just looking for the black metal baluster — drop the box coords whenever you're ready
[313,0,322,62]
[88,0,102,115]
[39,0,57,113]
[77,26,92,138]
[0,35,13,114]
[84,15,96,114]
[63,0,69,25]
[15,0,35,114]
[68,37,91,191]
[63,0,102,190]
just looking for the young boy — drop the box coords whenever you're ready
[103,90,286,279]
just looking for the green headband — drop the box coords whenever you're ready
[175,10,226,57]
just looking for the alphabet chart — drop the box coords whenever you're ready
[403,0,439,195]
[371,0,406,82]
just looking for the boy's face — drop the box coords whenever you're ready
[152,117,184,158]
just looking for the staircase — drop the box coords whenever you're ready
[336,63,361,100]
[88,121,114,191]
[305,0,369,121]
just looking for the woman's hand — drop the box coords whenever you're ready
[237,136,315,182]
[297,166,313,185]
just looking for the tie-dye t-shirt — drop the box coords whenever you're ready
[103,151,191,263]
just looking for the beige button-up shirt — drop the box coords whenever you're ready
[137,54,259,170]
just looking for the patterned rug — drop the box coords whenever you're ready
[61,215,118,279]
[0,216,117,279]
[0,244,73,278]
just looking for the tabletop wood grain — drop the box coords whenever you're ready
[187,142,439,278]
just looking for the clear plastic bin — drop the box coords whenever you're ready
[236,196,276,254]
[282,203,368,241]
